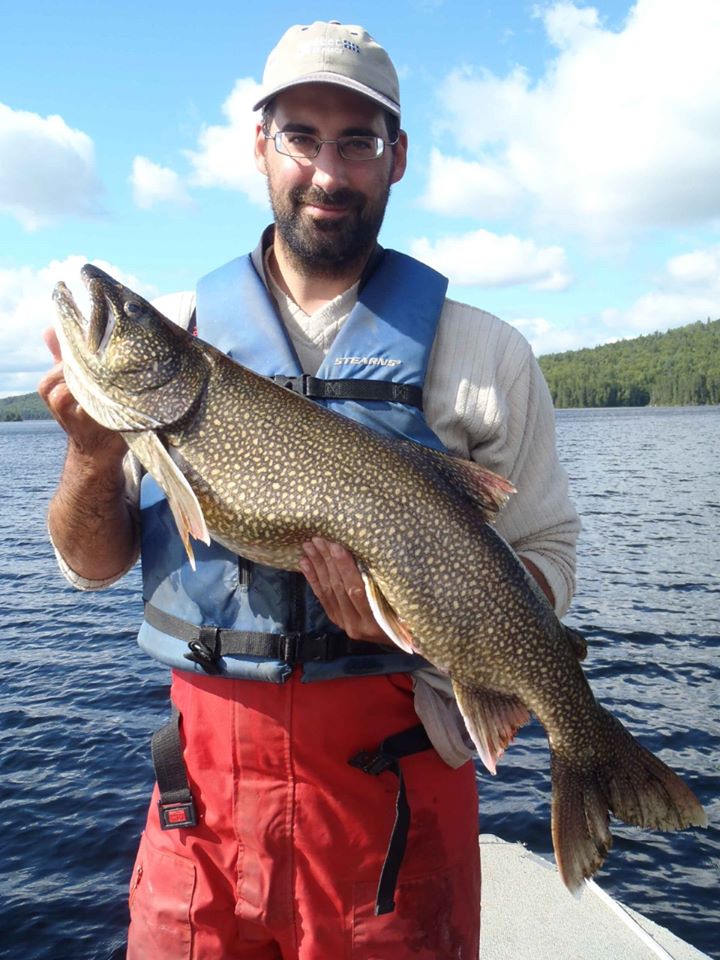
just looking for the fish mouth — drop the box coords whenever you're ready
[52,264,114,355]
[81,264,115,354]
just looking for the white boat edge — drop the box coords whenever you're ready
[479,834,712,960]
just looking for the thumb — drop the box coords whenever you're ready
[43,327,62,363]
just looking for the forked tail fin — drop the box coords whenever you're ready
[550,708,707,892]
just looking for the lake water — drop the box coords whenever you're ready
[0,407,718,959]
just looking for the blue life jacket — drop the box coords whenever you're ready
[137,248,449,682]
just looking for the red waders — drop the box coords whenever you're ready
[127,669,481,959]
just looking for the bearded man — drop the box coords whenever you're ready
[40,20,579,960]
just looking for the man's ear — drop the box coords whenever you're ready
[255,123,269,175]
[390,130,408,185]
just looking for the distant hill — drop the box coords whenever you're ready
[0,392,52,421]
[538,318,720,408]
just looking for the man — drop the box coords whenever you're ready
[39,20,580,960]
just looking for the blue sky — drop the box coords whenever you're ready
[2,0,719,396]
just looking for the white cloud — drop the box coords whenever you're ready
[0,103,104,230]
[602,290,718,338]
[537,0,601,47]
[131,156,192,209]
[419,149,521,218]
[184,77,268,205]
[509,315,605,355]
[0,257,154,396]
[517,241,720,356]
[665,248,720,285]
[429,0,720,236]
[613,243,720,334]
[410,228,572,289]
[132,77,269,212]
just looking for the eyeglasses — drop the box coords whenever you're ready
[266,131,397,162]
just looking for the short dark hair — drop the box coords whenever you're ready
[261,100,400,145]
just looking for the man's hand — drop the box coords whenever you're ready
[38,328,127,461]
[299,539,556,645]
[300,538,393,644]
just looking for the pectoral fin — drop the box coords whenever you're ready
[125,432,210,569]
[360,568,416,654]
[451,680,532,774]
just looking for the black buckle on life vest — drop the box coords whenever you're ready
[274,374,308,393]
[158,798,198,831]
[184,626,222,675]
[279,631,328,664]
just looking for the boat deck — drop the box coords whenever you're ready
[480,835,711,960]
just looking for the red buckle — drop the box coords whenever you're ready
[158,799,197,830]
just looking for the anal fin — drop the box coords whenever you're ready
[451,680,532,774]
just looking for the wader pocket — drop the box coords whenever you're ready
[127,830,196,960]
[351,859,479,960]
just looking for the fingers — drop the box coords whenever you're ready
[300,538,390,643]
[37,358,74,423]
[38,326,71,418]
[303,539,365,608]
[37,354,127,461]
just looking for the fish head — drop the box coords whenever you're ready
[53,264,211,433]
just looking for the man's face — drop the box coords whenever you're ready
[255,84,407,276]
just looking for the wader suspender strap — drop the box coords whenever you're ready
[150,709,434,916]
[349,724,434,915]
[151,711,198,830]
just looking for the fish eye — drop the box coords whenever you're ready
[124,300,143,317]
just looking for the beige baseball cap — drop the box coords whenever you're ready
[253,20,400,117]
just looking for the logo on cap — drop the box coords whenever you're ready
[298,38,361,55]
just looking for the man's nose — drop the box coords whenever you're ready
[310,142,350,191]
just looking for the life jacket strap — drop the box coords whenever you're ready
[151,710,198,830]
[144,602,400,674]
[349,724,434,915]
[271,374,424,410]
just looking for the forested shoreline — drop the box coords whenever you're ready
[0,392,51,421]
[538,318,720,408]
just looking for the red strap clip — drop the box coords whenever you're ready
[158,800,197,830]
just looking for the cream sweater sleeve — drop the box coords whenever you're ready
[423,299,580,616]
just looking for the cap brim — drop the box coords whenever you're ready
[252,73,400,117]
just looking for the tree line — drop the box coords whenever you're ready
[0,392,51,421]
[538,319,720,408]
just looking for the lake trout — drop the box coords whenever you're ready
[52,263,707,892]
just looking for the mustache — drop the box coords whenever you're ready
[291,186,364,209]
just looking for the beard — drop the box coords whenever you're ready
[267,175,391,278]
